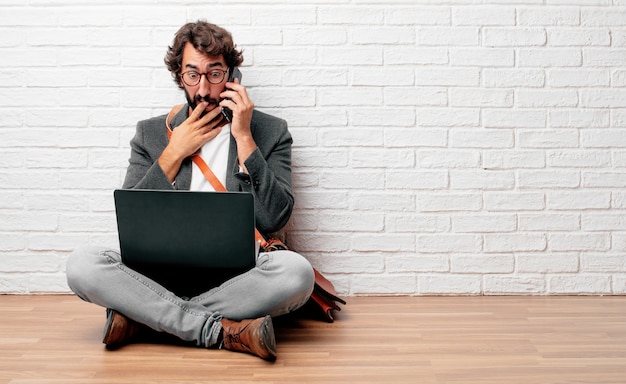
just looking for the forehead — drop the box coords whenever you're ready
[181,42,226,69]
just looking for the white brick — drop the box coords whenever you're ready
[321,127,382,147]
[417,27,479,46]
[418,150,481,169]
[384,87,447,107]
[450,129,514,149]
[581,8,626,26]
[320,171,385,190]
[450,48,514,67]
[385,128,447,148]
[252,7,317,26]
[352,194,416,213]
[320,87,382,107]
[582,129,626,148]
[547,150,611,167]
[581,89,626,108]
[0,234,26,252]
[386,254,449,273]
[386,214,449,233]
[353,68,414,86]
[483,69,545,87]
[418,108,480,127]
[519,129,579,149]
[548,69,609,87]
[484,276,546,294]
[450,88,513,108]
[352,234,416,253]
[612,70,626,86]
[519,213,581,231]
[450,170,515,190]
[254,47,318,66]
[352,274,416,295]
[548,28,611,46]
[583,172,626,187]
[319,47,382,66]
[484,233,547,252]
[518,49,581,67]
[516,253,580,273]
[548,191,611,210]
[518,170,580,189]
[28,273,70,294]
[516,90,578,108]
[484,110,546,128]
[250,87,316,108]
[549,233,610,251]
[452,7,516,26]
[418,193,482,212]
[351,108,415,127]
[385,47,448,65]
[581,254,626,272]
[351,27,415,45]
[518,7,580,26]
[483,150,545,169]
[419,274,482,295]
[584,48,626,67]
[318,7,383,25]
[0,274,28,293]
[415,68,480,86]
[317,212,384,233]
[484,192,545,211]
[386,7,450,26]
[582,213,626,231]
[284,69,347,87]
[452,214,517,233]
[351,148,414,168]
[386,170,448,190]
[548,275,611,294]
[292,149,348,168]
[483,28,546,47]
[549,109,609,128]
[451,254,514,273]
[0,212,58,231]
[283,27,346,46]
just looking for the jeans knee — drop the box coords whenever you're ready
[65,245,112,298]
[283,251,315,297]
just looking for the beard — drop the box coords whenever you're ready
[185,91,221,118]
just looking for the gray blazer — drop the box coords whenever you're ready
[122,105,294,233]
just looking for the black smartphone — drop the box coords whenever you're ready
[221,67,242,123]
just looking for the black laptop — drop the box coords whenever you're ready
[114,189,258,296]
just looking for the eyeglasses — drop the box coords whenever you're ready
[180,69,229,86]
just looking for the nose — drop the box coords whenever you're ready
[197,74,211,95]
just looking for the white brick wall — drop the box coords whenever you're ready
[1,1,625,296]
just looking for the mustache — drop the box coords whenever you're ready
[194,95,220,105]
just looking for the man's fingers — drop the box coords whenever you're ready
[190,101,208,120]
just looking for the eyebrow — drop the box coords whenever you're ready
[184,62,226,70]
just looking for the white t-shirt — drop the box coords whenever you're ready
[189,124,231,191]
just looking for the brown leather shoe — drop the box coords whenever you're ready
[221,315,277,361]
[102,309,143,350]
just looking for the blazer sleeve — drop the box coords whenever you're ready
[236,112,294,234]
[122,115,174,191]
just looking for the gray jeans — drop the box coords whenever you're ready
[66,246,315,348]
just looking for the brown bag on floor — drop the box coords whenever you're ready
[260,237,346,322]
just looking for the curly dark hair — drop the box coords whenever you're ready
[164,21,244,90]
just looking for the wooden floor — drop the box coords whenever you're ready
[1,295,625,384]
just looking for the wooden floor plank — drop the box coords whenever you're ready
[0,295,625,383]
